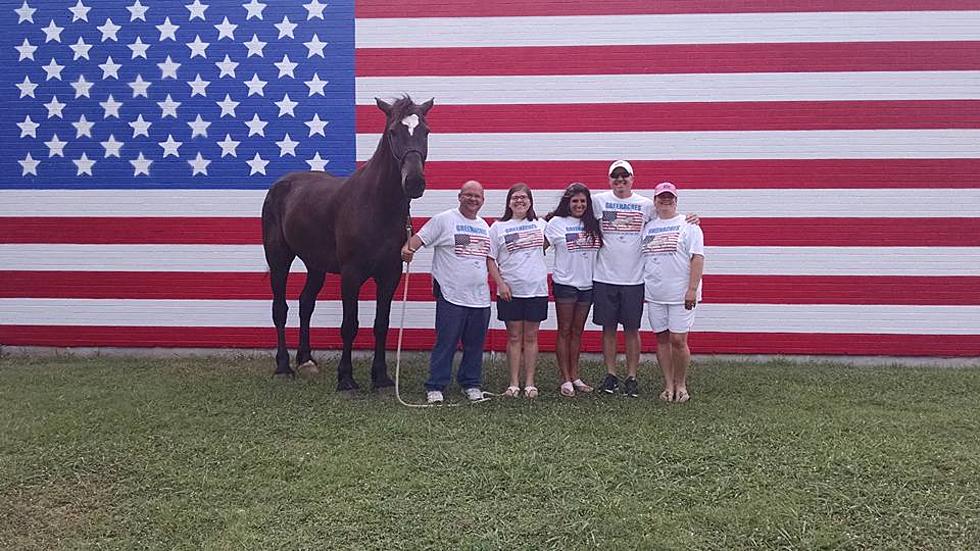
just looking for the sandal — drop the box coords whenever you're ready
[503,385,520,398]
[659,389,674,402]
[560,381,575,397]
[572,379,593,393]
[524,386,539,399]
[674,389,690,403]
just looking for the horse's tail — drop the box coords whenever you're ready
[260,176,294,271]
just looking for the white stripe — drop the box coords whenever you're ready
[3,244,978,276]
[3,298,978,335]
[356,12,980,48]
[4,189,980,218]
[357,130,980,161]
[356,72,980,104]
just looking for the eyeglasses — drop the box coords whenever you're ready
[655,195,677,202]
[510,194,530,201]
[610,172,631,180]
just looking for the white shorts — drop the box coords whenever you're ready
[646,303,696,334]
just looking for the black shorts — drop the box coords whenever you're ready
[592,281,644,331]
[497,296,548,322]
[552,283,593,305]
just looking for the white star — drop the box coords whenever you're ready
[305,114,328,137]
[303,0,327,20]
[16,76,37,98]
[129,114,152,137]
[215,55,239,78]
[187,35,209,58]
[19,153,39,176]
[100,95,123,118]
[275,94,298,117]
[99,56,122,79]
[305,73,328,96]
[17,115,39,138]
[127,0,149,22]
[158,56,181,79]
[243,0,266,20]
[157,94,181,118]
[274,54,297,78]
[276,134,299,157]
[42,58,65,80]
[243,34,266,57]
[98,18,122,41]
[73,114,95,138]
[246,152,269,175]
[128,75,151,97]
[42,20,64,43]
[243,73,266,96]
[214,17,237,40]
[129,37,150,59]
[68,0,91,22]
[15,1,36,24]
[188,152,211,175]
[130,152,152,176]
[159,134,182,158]
[216,94,240,117]
[44,95,66,118]
[73,153,95,176]
[188,114,211,138]
[71,75,94,98]
[186,0,208,20]
[306,152,328,171]
[274,16,297,39]
[156,17,179,41]
[188,74,210,97]
[100,134,124,158]
[304,34,327,58]
[45,134,67,157]
[217,134,240,157]
[69,37,92,60]
[16,39,37,61]
[244,113,268,136]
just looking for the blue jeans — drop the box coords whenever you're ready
[426,291,490,392]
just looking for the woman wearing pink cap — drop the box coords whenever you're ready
[641,182,705,403]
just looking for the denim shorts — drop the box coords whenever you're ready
[552,283,594,305]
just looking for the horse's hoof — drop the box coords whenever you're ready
[336,379,360,392]
[297,360,320,377]
[372,377,395,391]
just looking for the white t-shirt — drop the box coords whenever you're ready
[417,208,492,308]
[545,216,600,290]
[592,191,654,285]
[641,214,705,304]
[488,218,549,298]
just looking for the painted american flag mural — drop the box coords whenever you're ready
[2,0,979,357]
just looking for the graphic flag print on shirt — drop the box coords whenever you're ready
[2,0,980,357]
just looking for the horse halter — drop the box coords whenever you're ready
[386,122,427,165]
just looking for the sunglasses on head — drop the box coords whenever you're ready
[610,171,631,179]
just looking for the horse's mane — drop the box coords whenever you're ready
[386,95,419,119]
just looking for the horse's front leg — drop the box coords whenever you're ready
[369,266,401,390]
[296,269,326,376]
[338,268,368,391]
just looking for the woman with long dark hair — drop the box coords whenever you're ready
[544,183,603,396]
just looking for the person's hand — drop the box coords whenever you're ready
[685,213,700,225]
[498,282,513,301]
[400,245,415,262]
[684,289,697,310]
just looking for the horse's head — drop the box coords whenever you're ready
[376,96,434,199]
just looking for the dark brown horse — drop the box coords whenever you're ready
[261,96,433,390]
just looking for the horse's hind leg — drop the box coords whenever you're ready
[296,269,326,376]
[337,267,368,391]
[369,267,400,390]
[269,264,294,377]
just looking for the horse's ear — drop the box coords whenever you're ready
[419,98,434,115]
[375,97,393,117]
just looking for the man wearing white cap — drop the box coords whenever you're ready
[641,182,705,403]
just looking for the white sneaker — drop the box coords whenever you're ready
[426,390,444,404]
[463,387,484,401]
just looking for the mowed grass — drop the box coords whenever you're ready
[1,354,979,550]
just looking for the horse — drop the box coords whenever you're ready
[260,96,434,390]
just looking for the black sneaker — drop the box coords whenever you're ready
[601,373,619,394]
[622,377,639,398]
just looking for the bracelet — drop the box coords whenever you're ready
[407,246,417,253]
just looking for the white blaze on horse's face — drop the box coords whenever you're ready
[401,114,420,136]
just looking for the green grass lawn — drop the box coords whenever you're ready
[1,354,978,550]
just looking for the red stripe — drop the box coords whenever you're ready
[3,325,978,356]
[357,101,980,133]
[4,272,979,306]
[357,42,980,76]
[356,0,980,18]
[421,160,980,190]
[5,217,977,246]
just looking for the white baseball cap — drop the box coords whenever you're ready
[608,160,634,177]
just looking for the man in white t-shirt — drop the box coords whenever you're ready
[401,180,491,404]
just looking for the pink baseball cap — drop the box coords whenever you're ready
[654,182,678,197]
